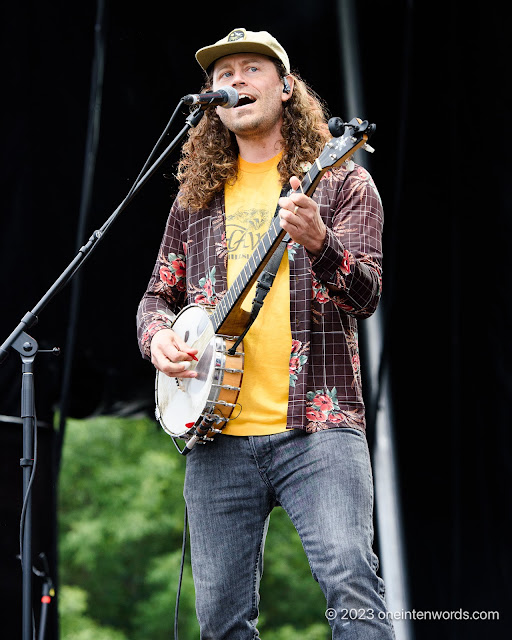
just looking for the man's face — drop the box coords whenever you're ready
[211,53,291,139]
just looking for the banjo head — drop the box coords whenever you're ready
[155,305,243,439]
[155,305,216,437]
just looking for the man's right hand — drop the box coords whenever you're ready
[150,328,198,378]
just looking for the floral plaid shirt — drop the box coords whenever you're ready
[137,162,383,433]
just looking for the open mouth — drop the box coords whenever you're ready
[235,94,256,108]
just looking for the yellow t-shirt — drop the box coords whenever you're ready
[222,153,291,435]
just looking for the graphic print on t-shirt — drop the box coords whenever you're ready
[225,205,270,261]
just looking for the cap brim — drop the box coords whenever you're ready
[196,42,289,73]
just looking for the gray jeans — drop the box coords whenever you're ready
[184,427,395,639]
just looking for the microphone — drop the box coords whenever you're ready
[182,86,239,109]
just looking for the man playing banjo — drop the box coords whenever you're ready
[137,27,394,639]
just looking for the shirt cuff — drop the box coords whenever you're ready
[308,227,349,284]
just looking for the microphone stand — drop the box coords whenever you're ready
[0,102,206,640]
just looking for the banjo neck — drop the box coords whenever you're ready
[212,213,285,336]
[212,117,375,337]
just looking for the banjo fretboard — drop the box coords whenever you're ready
[210,117,374,334]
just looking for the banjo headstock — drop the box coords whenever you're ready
[317,117,376,172]
[297,116,376,197]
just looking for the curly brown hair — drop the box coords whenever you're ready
[176,61,332,210]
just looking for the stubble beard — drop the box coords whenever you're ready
[221,102,283,141]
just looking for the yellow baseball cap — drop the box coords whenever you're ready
[195,28,290,74]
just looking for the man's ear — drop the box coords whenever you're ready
[282,75,294,101]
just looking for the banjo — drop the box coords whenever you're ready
[155,117,375,452]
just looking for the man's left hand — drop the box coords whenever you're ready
[278,176,326,256]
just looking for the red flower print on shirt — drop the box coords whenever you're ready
[289,339,309,387]
[306,407,327,423]
[159,266,176,286]
[306,387,343,429]
[154,251,186,302]
[315,394,334,412]
[194,266,219,305]
[312,276,330,304]
[340,249,351,275]
[170,256,185,279]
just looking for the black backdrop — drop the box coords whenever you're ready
[1,1,511,638]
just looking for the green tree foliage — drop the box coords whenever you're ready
[59,585,128,640]
[58,416,330,639]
